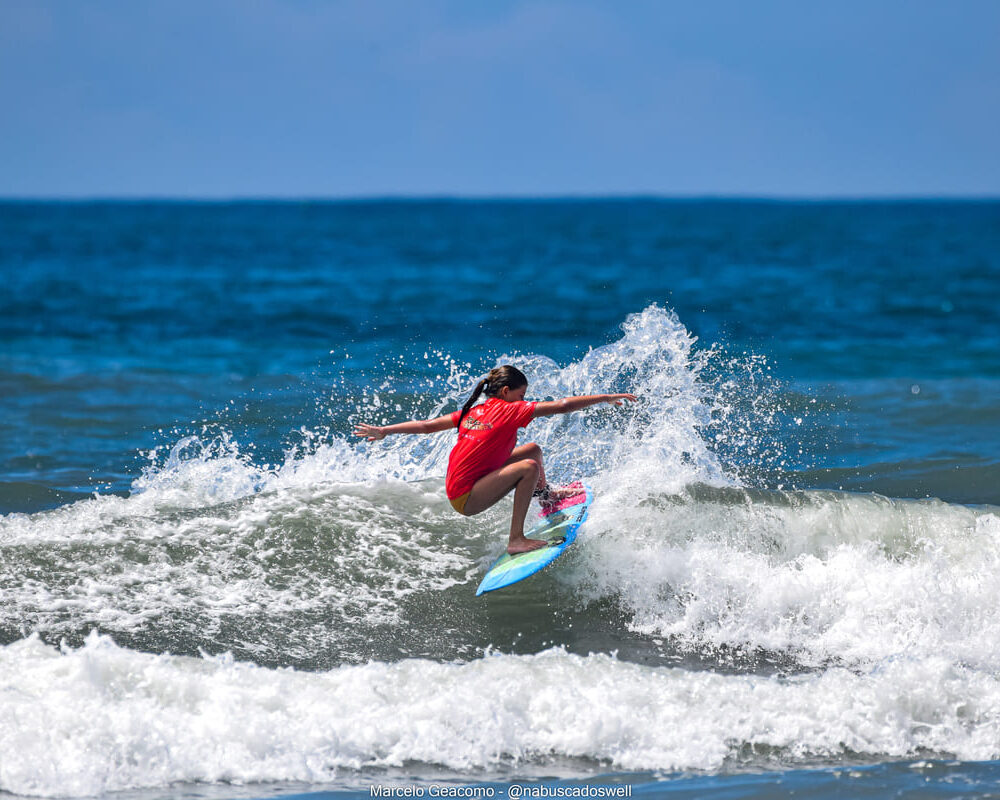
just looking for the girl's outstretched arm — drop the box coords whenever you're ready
[533,394,637,418]
[353,414,455,441]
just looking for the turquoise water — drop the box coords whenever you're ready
[1,200,998,798]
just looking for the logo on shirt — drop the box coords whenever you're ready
[462,417,493,431]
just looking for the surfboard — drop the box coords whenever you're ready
[475,485,592,596]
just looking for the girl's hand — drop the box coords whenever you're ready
[354,423,386,441]
[605,393,638,406]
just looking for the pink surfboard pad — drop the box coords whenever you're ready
[539,481,587,517]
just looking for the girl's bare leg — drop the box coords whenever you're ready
[462,457,548,554]
[503,443,578,506]
[504,442,546,492]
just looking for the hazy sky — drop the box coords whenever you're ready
[2,0,998,197]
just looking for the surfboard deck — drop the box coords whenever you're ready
[475,484,592,596]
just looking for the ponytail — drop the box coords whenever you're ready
[456,365,528,430]
[457,378,490,428]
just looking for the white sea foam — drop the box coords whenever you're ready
[0,478,474,656]
[1,634,999,798]
[574,489,1000,669]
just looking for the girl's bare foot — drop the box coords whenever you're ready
[507,536,548,555]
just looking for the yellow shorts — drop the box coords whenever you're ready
[449,491,471,515]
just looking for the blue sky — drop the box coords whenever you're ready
[2,0,998,197]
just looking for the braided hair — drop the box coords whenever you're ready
[456,365,528,429]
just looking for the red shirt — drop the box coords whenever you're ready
[445,398,537,498]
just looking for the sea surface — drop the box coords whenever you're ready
[1,199,999,799]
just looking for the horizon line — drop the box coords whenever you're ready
[2,192,999,204]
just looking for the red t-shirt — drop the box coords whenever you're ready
[445,398,537,498]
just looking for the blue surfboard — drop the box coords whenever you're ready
[475,485,592,596]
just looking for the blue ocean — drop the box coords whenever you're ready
[1,200,999,799]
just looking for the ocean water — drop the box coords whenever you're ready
[1,199,999,799]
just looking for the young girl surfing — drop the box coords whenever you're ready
[354,365,636,555]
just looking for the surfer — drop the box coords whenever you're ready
[354,365,636,554]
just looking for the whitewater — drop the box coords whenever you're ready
[2,306,999,798]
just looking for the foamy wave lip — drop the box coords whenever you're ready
[505,305,735,499]
[2,634,999,797]
[121,303,742,515]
